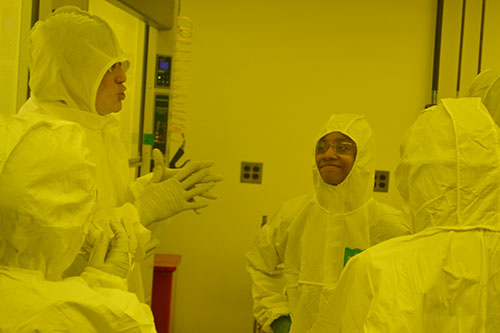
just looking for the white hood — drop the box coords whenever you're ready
[395,98,500,232]
[312,113,374,212]
[468,68,500,125]
[28,6,129,114]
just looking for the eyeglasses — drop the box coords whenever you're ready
[108,62,128,73]
[316,140,356,155]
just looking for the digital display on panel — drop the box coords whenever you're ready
[159,61,170,70]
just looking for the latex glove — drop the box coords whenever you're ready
[271,316,292,333]
[63,248,90,278]
[134,160,217,226]
[151,148,222,215]
[63,223,103,278]
[87,220,132,279]
[151,148,223,200]
[151,148,180,183]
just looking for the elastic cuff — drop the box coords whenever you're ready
[129,173,154,199]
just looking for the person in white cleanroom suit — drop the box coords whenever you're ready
[18,6,221,295]
[20,5,220,226]
[468,68,500,125]
[245,113,411,333]
[0,115,156,332]
[309,98,500,332]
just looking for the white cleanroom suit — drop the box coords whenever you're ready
[468,68,500,125]
[18,5,151,264]
[0,115,156,332]
[310,98,500,332]
[246,113,411,333]
[20,5,218,223]
[18,6,219,297]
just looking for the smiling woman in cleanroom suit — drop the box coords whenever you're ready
[246,113,412,333]
[310,94,500,332]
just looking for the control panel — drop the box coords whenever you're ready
[155,55,172,88]
[153,94,169,153]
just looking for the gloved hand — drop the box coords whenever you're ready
[63,223,103,278]
[87,220,132,279]
[151,148,222,201]
[271,316,292,333]
[151,148,179,183]
[134,159,218,226]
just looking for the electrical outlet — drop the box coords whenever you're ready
[374,170,389,192]
[240,162,263,184]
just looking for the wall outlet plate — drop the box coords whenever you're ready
[374,170,389,192]
[240,162,263,184]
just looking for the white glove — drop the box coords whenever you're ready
[134,160,217,226]
[151,148,222,201]
[63,223,103,278]
[87,220,132,279]
[151,148,180,183]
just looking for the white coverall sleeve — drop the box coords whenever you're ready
[130,172,154,200]
[369,201,413,246]
[0,268,156,333]
[21,278,154,332]
[81,266,128,290]
[309,250,374,333]
[246,209,291,332]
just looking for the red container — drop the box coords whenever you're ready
[151,254,181,333]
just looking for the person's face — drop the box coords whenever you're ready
[315,131,357,185]
[95,62,127,115]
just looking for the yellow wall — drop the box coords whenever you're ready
[481,0,500,71]
[154,1,435,332]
